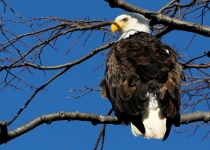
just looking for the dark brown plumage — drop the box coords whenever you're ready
[100,32,184,140]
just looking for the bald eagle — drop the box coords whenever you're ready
[100,13,184,140]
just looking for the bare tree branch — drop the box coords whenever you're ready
[182,63,210,69]
[0,42,114,71]
[0,111,209,144]
[104,0,210,37]
[181,112,210,124]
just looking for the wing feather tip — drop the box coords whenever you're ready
[99,79,107,98]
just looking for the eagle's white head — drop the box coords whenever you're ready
[111,12,150,40]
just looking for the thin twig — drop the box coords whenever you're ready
[93,108,113,150]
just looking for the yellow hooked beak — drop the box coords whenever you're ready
[111,21,121,33]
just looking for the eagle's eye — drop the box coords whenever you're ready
[122,17,128,22]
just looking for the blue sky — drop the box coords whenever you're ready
[0,0,210,149]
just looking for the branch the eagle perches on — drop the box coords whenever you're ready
[0,111,210,144]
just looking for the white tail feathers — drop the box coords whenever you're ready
[131,93,166,139]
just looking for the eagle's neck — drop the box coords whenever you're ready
[118,24,150,41]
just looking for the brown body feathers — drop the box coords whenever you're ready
[100,32,183,140]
